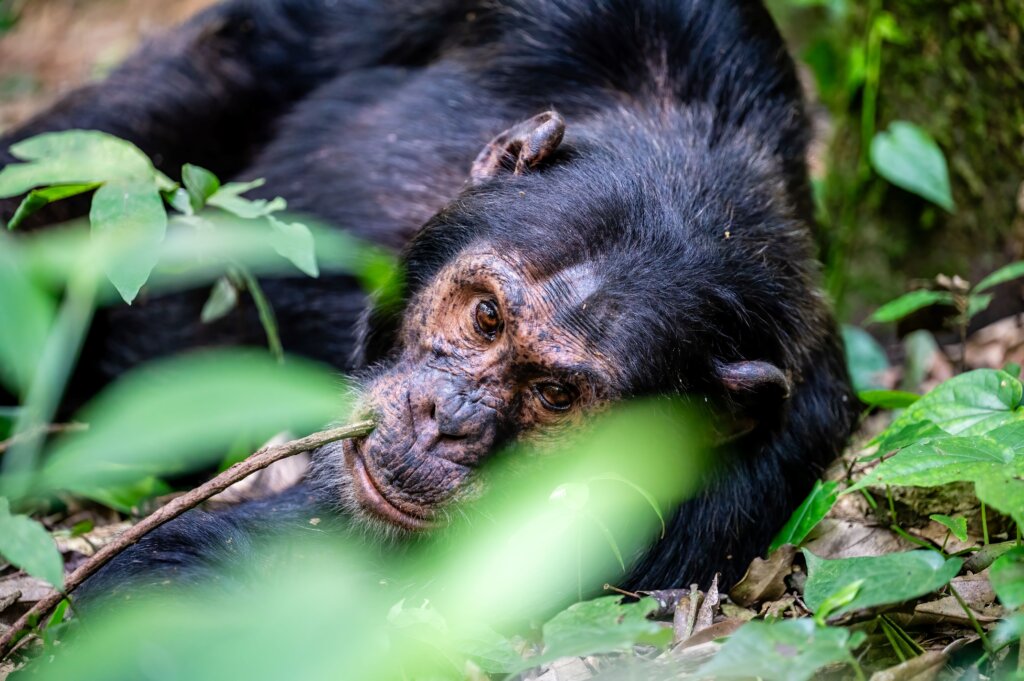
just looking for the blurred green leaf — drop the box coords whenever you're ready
[0,498,64,589]
[89,180,168,304]
[201,276,239,324]
[967,293,993,319]
[974,262,1024,294]
[990,547,1024,610]
[870,121,954,212]
[770,479,838,551]
[539,597,669,662]
[841,325,889,392]
[268,216,319,278]
[858,389,920,410]
[868,289,956,324]
[208,180,286,219]
[929,514,968,542]
[82,475,172,514]
[36,351,347,495]
[0,241,55,396]
[698,619,856,681]
[0,131,157,198]
[7,183,100,230]
[182,164,221,213]
[803,550,962,617]
[813,579,863,626]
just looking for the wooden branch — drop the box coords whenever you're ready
[0,420,374,660]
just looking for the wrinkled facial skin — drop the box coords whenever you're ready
[337,245,620,535]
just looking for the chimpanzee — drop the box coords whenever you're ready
[0,0,858,597]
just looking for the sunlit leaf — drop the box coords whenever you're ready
[0,131,156,198]
[268,216,319,278]
[990,547,1024,610]
[870,121,954,211]
[974,261,1024,294]
[858,389,920,410]
[868,289,955,324]
[929,514,968,542]
[89,180,168,304]
[803,550,962,616]
[208,180,287,219]
[0,498,64,589]
[770,479,838,551]
[699,619,856,681]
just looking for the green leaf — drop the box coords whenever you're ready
[849,434,1017,492]
[967,293,993,319]
[208,180,287,219]
[974,262,1024,294]
[181,164,221,213]
[539,597,669,661]
[0,498,65,589]
[868,289,956,324]
[813,579,863,626]
[842,325,889,392]
[201,276,239,324]
[268,216,319,278]
[0,131,157,198]
[82,476,172,514]
[37,351,348,495]
[870,121,954,211]
[770,479,838,551]
[453,627,524,674]
[90,181,168,304]
[874,369,1024,451]
[803,550,962,617]
[858,389,920,410]
[929,514,968,542]
[0,242,55,396]
[990,547,1024,610]
[698,619,856,681]
[7,183,100,230]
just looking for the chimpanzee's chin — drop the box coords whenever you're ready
[342,437,436,532]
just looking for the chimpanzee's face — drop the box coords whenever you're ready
[337,243,621,533]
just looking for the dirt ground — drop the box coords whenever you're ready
[0,0,215,132]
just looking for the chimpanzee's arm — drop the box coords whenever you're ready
[74,482,340,608]
[0,0,477,195]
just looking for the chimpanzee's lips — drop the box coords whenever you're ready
[342,439,435,531]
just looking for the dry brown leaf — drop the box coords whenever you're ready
[729,545,795,607]
[868,650,947,681]
[803,519,914,559]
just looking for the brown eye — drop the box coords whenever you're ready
[473,300,502,340]
[535,382,577,412]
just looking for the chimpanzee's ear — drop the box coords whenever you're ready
[470,111,566,185]
[711,360,792,443]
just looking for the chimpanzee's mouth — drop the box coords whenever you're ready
[342,439,435,531]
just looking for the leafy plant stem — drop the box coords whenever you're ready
[889,525,940,554]
[948,584,992,653]
[878,617,907,663]
[981,503,989,546]
[0,268,98,500]
[236,266,284,363]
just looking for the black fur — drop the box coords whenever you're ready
[0,0,858,599]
